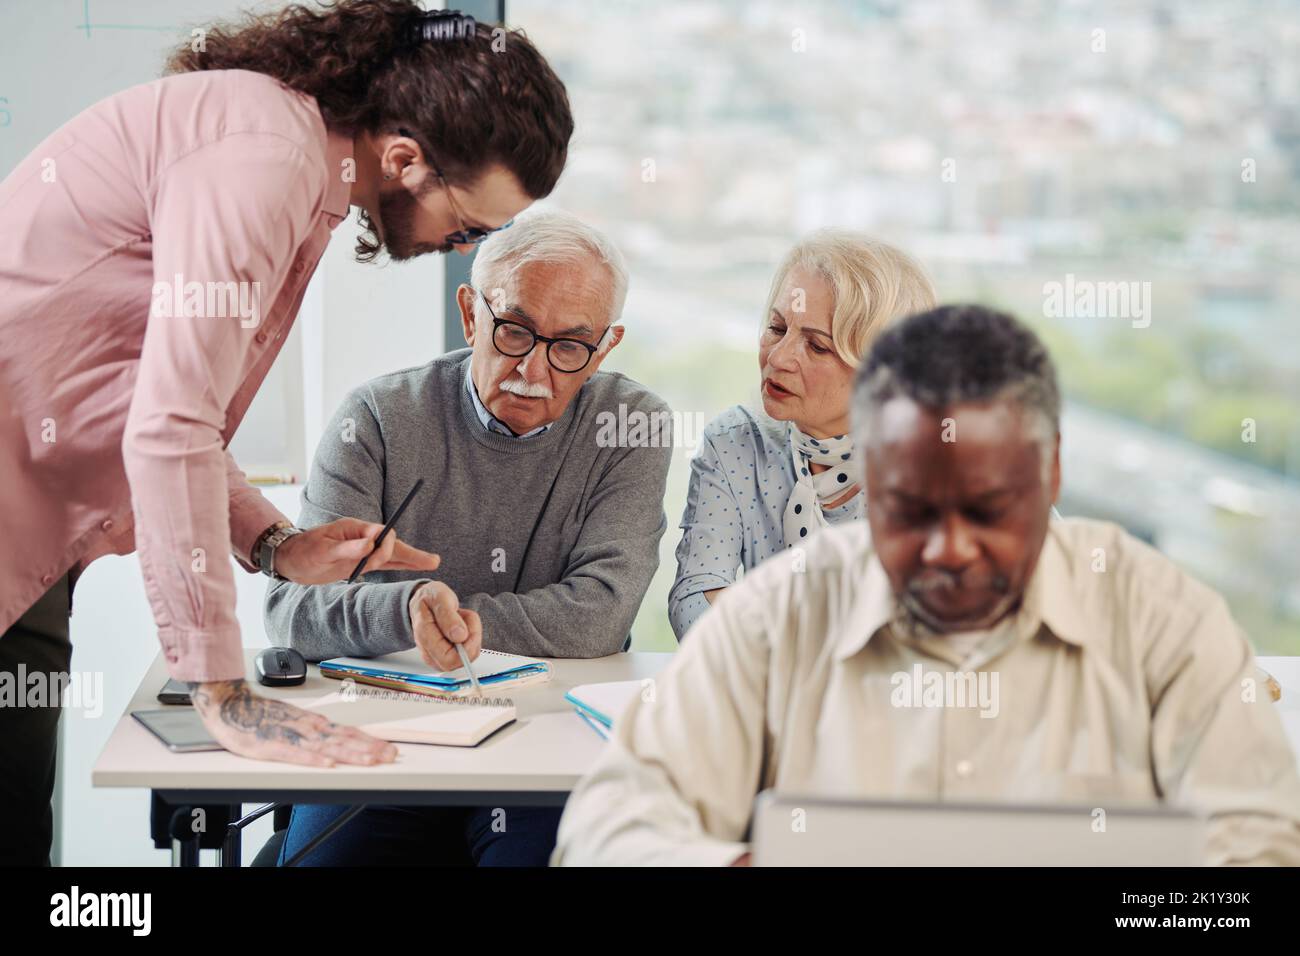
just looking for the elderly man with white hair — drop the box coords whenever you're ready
[263,208,672,866]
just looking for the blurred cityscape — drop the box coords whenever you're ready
[513,0,1300,653]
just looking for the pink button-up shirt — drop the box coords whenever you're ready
[0,69,354,681]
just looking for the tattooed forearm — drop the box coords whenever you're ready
[188,679,242,711]
[189,678,328,748]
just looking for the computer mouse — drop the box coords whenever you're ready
[255,646,308,687]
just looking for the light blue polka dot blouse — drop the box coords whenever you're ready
[668,404,863,640]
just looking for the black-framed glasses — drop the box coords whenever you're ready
[397,127,514,246]
[474,287,609,373]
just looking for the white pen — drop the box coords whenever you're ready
[454,643,482,698]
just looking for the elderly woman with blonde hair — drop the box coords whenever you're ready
[668,231,936,640]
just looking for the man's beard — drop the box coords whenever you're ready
[359,177,449,261]
[898,568,1016,635]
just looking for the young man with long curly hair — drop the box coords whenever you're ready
[0,0,573,866]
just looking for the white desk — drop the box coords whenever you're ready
[93,648,672,864]
[94,650,1298,865]
[95,648,672,803]
[99,650,1300,796]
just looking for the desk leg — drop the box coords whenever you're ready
[151,791,240,867]
[170,836,200,867]
[219,803,242,867]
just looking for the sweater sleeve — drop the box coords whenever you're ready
[262,387,425,660]
[460,402,674,658]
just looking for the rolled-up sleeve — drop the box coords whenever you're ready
[227,450,287,573]
[553,579,773,866]
[667,433,745,640]
[124,134,319,681]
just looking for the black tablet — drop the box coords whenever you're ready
[132,708,223,753]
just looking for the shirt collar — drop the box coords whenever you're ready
[833,551,896,661]
[464,367,550,439]
[833,519,1089,661]
[322,130,354,224]
[1018,519,1090,648]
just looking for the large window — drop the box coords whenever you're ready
[514,0,1300,653]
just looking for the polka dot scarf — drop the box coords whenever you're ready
[783,423,859,548]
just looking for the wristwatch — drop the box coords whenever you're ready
[254,523,302,580]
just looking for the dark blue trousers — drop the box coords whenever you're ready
[277,803,563,866]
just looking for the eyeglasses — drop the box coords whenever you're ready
[435,170,513,246]
[474,287,609,373]
[397,127,514,246]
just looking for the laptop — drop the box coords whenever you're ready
[751,792,1205,866]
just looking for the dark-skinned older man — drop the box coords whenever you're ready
[553,304,1300,867]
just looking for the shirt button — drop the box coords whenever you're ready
[101,519,114,531]
[41,573,54,586]
[255,330,268,344]
[293,259,305,273]
[955,759,974,778]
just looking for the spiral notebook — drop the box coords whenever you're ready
[318,647,552,699]
[303,688,515,747]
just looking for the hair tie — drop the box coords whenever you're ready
[410,10,477,44]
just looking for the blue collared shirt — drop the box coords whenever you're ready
[465,368,550,438]
[668,404,862,640]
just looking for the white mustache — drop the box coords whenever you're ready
[500,375,553,399]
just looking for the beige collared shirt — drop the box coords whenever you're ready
[553,518,1300,865]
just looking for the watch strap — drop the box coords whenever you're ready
[256,524,301,579]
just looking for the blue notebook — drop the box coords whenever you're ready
[319,648,550,698]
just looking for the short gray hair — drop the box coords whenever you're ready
[470,208,629,351]
[853,304,1061,456]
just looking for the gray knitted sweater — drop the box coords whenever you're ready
[264,349,672,659]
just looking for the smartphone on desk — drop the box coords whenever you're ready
[157,678,191,705]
